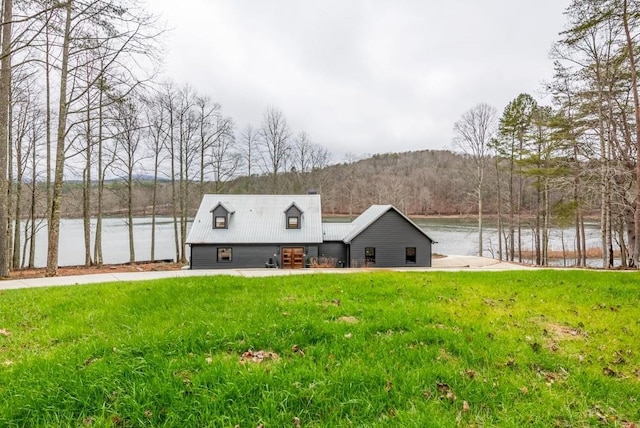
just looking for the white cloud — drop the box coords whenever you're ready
[145,0,570,158]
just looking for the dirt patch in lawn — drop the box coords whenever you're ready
[544,323,587,340]
[240,350,280,364]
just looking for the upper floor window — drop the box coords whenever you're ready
[287,215,300,229]
[214,216,227,229]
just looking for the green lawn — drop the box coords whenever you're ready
[0,271,639,427]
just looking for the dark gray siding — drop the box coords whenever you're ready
[212,205,228,218]
[349,210,432,267]
[285,205,302,217]
[190,243,319,269]
[319,242,348,267]
[306,246,319,258]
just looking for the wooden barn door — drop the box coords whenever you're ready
[281,247,304,269]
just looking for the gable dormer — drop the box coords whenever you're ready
[210,202,235,229]
[284,202,303,229]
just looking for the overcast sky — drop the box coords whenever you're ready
[145,0,570,159]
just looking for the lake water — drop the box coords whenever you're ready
[26,217,179,268]
[413,218,603,266]
[22,216,604,268]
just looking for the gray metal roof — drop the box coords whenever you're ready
[321,222,355,241]
[342,205,434,243]
[186,194,323,244]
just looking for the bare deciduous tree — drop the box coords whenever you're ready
[259,106,291,193]
[453,103,497,257]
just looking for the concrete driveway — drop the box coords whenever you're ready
[0,255,533,291]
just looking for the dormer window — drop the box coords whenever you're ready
[284,202,303,230]
[210,201,234,230]
[215,216,227,229]
[287,215,299,229]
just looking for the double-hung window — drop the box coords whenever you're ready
[214,216,227,229]
[287,216,299,229]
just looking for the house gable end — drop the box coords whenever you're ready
[349,209,433,267]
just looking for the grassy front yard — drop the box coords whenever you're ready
[0,271,639,427]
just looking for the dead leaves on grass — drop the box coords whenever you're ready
[292,344,305,356]
[601,350,634,378]
[588,405,637,426]
[436,382,457,402]
[236,345,307,365]
[240,350,280,364]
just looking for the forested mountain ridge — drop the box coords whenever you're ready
[32,149,478,219]
[38,147,596,223]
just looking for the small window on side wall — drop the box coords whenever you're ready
[217,247,232,262]
[215,216,227,229]
[365,247,376,264]
[287,216,299,229]
[406,247,416,264]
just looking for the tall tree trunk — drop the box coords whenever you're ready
[495,158,503,261]
[46,1,72,277]
[478,191,483,257]
[28,135,36,269]
[127,169,135,263]
[597,78,610,268]
[580,213,587,266]
[535,176,541,265]
[508,138,515,262]
[83,91,92,266]
[12,132,21,269]
[618,220,627,267]
[178,119,186,263]
[542,179,549,265]
[45,6,52,229]
[150,156,158,261]
[0,0,12,277]
[6,98,13,271]
[170,113,179,262]
[94,86,104,266]
[517,136,523,263]
[180,158,187,264]
[573,144,583,266]
[622,0,640,266]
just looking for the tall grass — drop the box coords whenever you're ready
[0,271,639,427]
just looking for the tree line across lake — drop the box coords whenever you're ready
[1,0,639,275]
